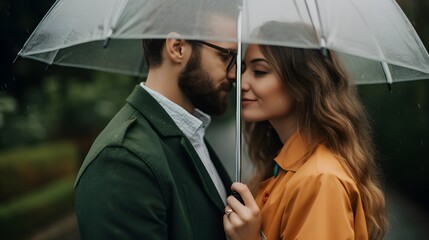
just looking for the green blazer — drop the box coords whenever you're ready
[74,86,233,239]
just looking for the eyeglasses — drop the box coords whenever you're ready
[193,40,237,72]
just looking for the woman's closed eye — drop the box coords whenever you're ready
[253,70,267,76]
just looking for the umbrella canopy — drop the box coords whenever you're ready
[240,0,429,84]
[17,0,240,76]
[17,0,429,182]
[18,0,429,84]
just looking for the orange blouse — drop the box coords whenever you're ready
[255,132,368,240]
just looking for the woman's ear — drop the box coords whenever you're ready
[165,32,188,64]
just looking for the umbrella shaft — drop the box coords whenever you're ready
[235,7,243,183]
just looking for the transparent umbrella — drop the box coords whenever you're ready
[19,0,429,83]
[17,0,429,183]
[239,0,429,85]
[17,0,240,76]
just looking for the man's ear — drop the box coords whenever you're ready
[165,33,188,64]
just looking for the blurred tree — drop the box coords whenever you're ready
[383,0,429,212]
[414,0,429,49]
[359,80,429,212]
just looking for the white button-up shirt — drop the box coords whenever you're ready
[141,83,227,204]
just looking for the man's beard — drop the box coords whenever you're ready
[178,49,232,115]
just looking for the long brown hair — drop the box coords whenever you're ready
[245,21,387,239]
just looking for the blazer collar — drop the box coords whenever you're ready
[126,85,184,137]
[180,138,229,211]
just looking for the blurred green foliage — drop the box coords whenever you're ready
[0,71,137,149]
[0,141,78,201]
[0,176,75,239]
[0,140,79,238]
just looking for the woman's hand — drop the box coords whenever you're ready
[223,182,262,240]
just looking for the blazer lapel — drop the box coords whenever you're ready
[180,138,226,211]
[206,141,233,195]
[128,85,227,211]
[126,86,184,137]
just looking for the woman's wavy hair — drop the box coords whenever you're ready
[245,21,387,239]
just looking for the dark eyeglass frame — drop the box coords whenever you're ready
[193,40,237,72]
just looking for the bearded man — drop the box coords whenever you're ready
[74,1,239,239]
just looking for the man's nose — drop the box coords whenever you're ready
[227,63,237,82]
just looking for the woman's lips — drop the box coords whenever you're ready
[241,97,256,106]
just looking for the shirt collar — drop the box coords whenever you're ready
[274,131,309,172]
[192,108,211,129]
[140,83,211,138]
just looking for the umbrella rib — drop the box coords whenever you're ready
[19,0,62,54]
[345,0,390,62]
[313,0,327,52]
[381,61,393,90]
[303,0,327,55]
[103,0,129,48]
[347,0,395,85]
[303,0,319,44]
[49,49,60,65]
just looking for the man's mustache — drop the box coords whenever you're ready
[220,81,233,92]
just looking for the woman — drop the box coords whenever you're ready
[223,21,387,240]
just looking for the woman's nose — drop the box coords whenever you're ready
[241,75,250,91]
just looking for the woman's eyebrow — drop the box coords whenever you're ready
[250,58,270,64]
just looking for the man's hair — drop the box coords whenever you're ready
[142,39,167,68]
[142,0,240,68]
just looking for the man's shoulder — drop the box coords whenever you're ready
[74,104,169,187]
[92,104,159,149]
